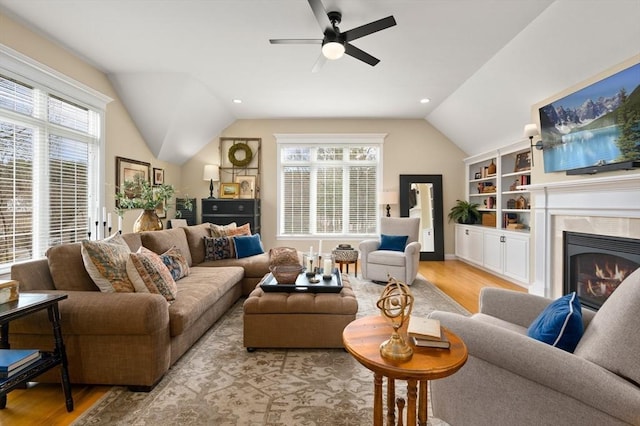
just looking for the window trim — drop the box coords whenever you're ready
[275,133,386,239]
[0,44,112,273]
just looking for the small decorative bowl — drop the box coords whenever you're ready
[270,264,303,284]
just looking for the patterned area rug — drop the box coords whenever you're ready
[72,274,469,426]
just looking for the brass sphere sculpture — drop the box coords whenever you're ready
[376,276,415,361]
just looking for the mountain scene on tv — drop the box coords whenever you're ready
[538,63,640,172]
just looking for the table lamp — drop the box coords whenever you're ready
[203,165,219,198]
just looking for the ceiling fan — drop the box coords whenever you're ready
[269,0,397,72]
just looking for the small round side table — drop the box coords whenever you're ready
[332,248,359,277]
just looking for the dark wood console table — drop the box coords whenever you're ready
[0,293,73,412]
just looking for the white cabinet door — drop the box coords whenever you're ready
[482,230,503,274]
[503,233,530,283]
[455,225,483,266]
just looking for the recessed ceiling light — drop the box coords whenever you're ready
[232,99,242,104]
[420,98,430,104]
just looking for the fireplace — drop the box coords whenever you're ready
[564,232,640,310]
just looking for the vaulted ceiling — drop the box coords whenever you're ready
[1,0,638,164]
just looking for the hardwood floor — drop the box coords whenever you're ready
[0,260,524,424]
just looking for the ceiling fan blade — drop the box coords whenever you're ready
[307,0,332,31]
[345,43,380,66]
[311,54,327,73]
[270,39,322,45]
[343,16,397,42]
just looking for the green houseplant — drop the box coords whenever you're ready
[448,200,481,224]
[115,176,175,232]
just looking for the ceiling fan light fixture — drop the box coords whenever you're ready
[322,41,345,60]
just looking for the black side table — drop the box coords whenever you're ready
[0,293,73,412]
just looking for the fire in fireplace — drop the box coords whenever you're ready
[564,232,640,311]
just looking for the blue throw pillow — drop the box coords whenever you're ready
[378,234,409,252]
[234,233,264,259]
[527,292,584,353]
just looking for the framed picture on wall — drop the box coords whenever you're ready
[116,156,150,207]
[153,168,164,186]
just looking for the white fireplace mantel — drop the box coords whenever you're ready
[527,174,640,297]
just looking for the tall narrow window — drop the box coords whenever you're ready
[0,50,107,274]
[276,134,384,238]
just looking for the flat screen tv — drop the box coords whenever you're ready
[538,62,640,173]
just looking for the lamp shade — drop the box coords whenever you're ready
[378,191,399,205]
[322,41,345,60]
[523,123,539,138]
[202,164,219,182]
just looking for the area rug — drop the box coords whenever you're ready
[72,274,469,426]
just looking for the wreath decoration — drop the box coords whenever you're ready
[228,143,253,167]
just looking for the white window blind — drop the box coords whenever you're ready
[0,69,102,273]
[276,134,384,238]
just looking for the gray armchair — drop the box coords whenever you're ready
[359,217,421,285]
[429,267,640,426]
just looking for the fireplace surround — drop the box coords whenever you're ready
[563,231,640,310]
[528,174,640,299]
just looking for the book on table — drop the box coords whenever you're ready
[0,349,41,376]
[407,316,442,341]
[412,334,450,349]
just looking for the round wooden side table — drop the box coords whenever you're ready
[342,315,467,426]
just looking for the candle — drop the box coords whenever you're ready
[102,207,107,223]
[309,246,313,256]
[107,213,112,228]
[118,215,123,232]
[323,258,332,275]
[96,207,100,223]
[307,257,313,271]
[318,240,323,256]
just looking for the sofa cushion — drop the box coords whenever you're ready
[126,247,177,301]
[183,223,212,265]
[81,234,135,293]
[368,250,407,267]
[204,236,236,261]
[199,252,270,279]
[140,228,193,266]
[574,267,640,385]
[379,234,408,252]
[168,266,244,336]
[209,222,237,237]
[46,242,98,292]
[527,292,583,353]
[234,234,264,258]
[160,246,190,281]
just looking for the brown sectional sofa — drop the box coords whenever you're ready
[9,223,270,390]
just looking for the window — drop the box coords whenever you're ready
[0,46,109,273]
[276,134,385,238]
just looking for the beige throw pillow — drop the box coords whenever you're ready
[81,233,134,293]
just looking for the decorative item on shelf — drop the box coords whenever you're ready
[482,185,496,193]
[0,280,19,304]
[482,213,497,227]
[509,179,519,191]
[514,150,532,172]
[202,164,220,198]
[474,172,482,179]
[487,159,496,175]
[483,196,496,209]
[516,195,527,210]
[503,213,518,229]
[448,200,481,224]
[376,276,414,361]
[228,142,253,167]
[507,199,517,209]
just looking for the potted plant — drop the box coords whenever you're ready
[115,176,175,232]
[448,200,481,224]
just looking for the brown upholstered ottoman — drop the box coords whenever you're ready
[243,274,358,350]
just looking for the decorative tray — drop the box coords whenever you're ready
[260,270,343,293]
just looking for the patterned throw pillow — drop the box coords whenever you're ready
[203,236,236,260]
[126,247,177,301]
[209,222,237,237]
[81,233,134,293]
[225,223,251,237]
[159,246,190,281]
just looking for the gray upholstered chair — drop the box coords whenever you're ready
[359,217,421,285]
[428,267,640,426]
